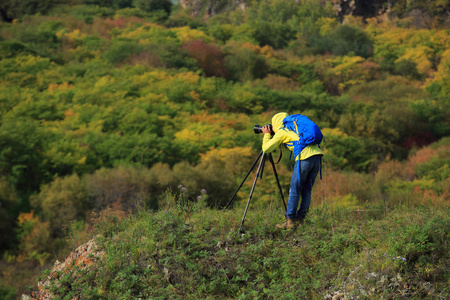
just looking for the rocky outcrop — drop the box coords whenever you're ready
[180,0,393,21]
[23,239,105,300]
[179,0,247,19]
[333,0,391,20]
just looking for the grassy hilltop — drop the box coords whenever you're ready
[31,197,450,299]
[0,0,449,298]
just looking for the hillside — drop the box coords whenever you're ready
[25,203,450,299]
[0,0,449,298]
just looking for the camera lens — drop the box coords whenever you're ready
[254,124,263,134]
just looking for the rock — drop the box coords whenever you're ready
[28,238,105,299]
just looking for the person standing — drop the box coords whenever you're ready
[261,112,323,229]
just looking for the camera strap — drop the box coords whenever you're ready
[274,146,283,164]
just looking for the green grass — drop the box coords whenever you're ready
[39,196,450,300]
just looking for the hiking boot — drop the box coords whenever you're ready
[276,218,297,229]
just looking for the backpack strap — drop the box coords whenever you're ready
[320,156,322,180]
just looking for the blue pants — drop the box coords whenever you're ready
[286,155,321,220]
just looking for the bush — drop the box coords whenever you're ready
[66,5,115,23]
[321,128,386,172]
[103,40,143,64]
[0,0,57,22]
[31,174,87,232]
[0,40,35,58]
[393,59,421,79]
[0,118,50,192]
[181,40,227,78]
[135,0,171,15]
[224,44,269,82]
[0,179,19,252]
[86,165,162,211]
[0,285,17,300]
[251,21,296,49]
[312,25,374,58]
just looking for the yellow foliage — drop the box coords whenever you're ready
[200,146,252,162]
[331,56,365,73]
[133,69,170,85]
[426,48,450,85]
[331,194,359,209]
[174,127,215,144]
[318,17,338,36]
[241,42,275,58]
[321,127,347,137]
[15,55,51,69]
[260,45,275,58]
[118,26,147,40]
[199,147,253,175]
[63,29,87,43]
[118,24,167,41]
[398,46,433,74]
[171,26,214,43]
[190,112,250,130]
[173,71,200,85]
[342,15,365,27]
[48,82,74,94]
[327,56,369,92]
[94,75,115,90]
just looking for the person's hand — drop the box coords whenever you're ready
[262,125,271,134]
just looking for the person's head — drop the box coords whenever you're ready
[271,112,288,133]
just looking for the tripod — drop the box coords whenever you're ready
[224,151,287,234]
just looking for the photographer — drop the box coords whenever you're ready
[261,112,323,229]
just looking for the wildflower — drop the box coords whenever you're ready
[178,184,183,189]
[164,210,168,213]
[402,258,407,261]
[197,196,202,200]
[201,189,207,194]
[181,187,187,192]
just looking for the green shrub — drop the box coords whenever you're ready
[66,5,115,23]
[135,0,171,15]
[0,118,50,192]
[312,25,374,58]
[393,59,422,79]
[251,21,296,49]
[0,0,57,21]
[0,285,17,300]
[0,40,35,58]
[0,178,19,252]
[103,40,143,64]
[31,174,88,232]
[224,45,269,82]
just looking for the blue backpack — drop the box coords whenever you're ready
[282,114,323,178]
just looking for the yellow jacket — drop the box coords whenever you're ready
[262,112,323,161]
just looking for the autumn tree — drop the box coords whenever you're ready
[181,40,227,78]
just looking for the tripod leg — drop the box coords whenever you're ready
[223,151,264,210]
[268,153,287,213]
[238,154,266,234]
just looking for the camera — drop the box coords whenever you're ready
[254,123,274,135]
